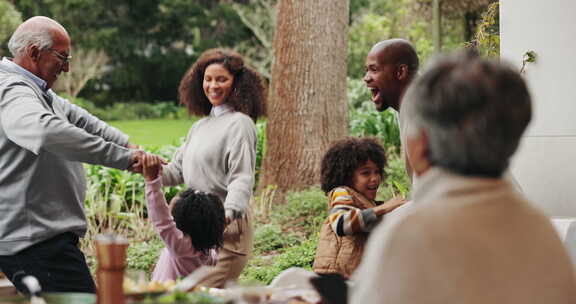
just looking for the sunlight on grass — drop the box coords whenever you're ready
[109,119,195,147]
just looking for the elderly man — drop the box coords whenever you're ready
[0,16,143,293]
[351,52,576,303]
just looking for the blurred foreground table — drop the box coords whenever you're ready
[0,276,17,297]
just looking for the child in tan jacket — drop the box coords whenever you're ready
[313,137,406,278]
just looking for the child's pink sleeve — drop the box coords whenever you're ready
[145,177,195,256]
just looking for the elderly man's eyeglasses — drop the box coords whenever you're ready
[47,48,72,64]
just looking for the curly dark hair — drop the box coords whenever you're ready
[178,48,267,122]
[320,137,387,194]
[171,189,226,254]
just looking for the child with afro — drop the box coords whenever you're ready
[142,154,226,282]
[313,137,407,278]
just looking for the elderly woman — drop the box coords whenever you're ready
[351,52,576,304]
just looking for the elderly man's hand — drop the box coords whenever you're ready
[128,150,145,173]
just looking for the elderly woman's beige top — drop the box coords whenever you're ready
[351,167,576,304]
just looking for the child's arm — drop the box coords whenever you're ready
[143,155,197,256]
[373,197,407,216]
[328,188,406,236]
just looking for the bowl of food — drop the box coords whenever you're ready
[123,276,177,301]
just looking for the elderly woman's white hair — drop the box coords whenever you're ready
[402,51,532,177]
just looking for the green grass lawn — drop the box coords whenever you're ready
[109,119,195,147]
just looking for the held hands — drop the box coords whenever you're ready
[142,153,164,181]
[129,149,166,174]
[127,143,143,173]
[129,149,146,173]
[374,197,408,216]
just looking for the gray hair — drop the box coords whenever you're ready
[403,51,532,177]
[8,27,53,57]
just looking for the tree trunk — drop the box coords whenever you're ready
[258,0,349,198]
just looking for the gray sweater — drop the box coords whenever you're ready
[162,107,256,214]
[0,59,132,254]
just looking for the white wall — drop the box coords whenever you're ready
[501,0,576,216]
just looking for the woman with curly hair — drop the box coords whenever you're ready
[313,137,406,278]
[161,48,266,287]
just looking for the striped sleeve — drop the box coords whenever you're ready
[327,188,379,236]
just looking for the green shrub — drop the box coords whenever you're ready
[347,79,401,150]
[348,12,396,79]
[253,224,299,255]
[347,78,372,109]
[67,96,186,121]
[100,102,161,121]
[127,238,164,273]
[0,2,21,49]
[241,237,318,285]
[349,101,401,150]
[381,150,410,199]
[274,237,318,270]
[240,255,278,285]
[241,187,325,284]
[466,2,499,58]
[151,102,187,120]
[272,187,327,238]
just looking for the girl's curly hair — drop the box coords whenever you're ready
[320,137,387,194]
[178,48,267,122]
[171,189,226,254]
